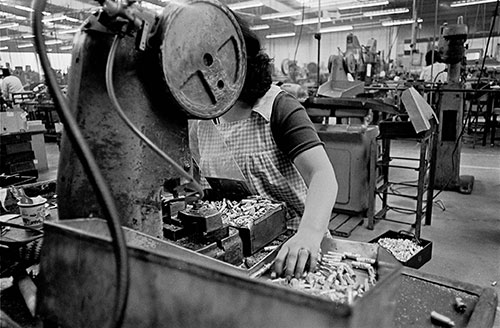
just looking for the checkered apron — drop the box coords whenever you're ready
[194,87,308,230]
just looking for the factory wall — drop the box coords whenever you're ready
[0,51,71,75]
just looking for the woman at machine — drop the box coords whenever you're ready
[190,13,338,278]
[420,50,448,83]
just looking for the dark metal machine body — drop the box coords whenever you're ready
[435,17,474,193]
[57,0,246,238]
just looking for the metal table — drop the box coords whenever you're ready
[396,268,498,327]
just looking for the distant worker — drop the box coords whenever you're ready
[1,68,25,101]
[420,50,447,83]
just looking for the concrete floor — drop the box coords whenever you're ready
[37,138,500,326]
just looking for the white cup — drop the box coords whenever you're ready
[18,197,47,228]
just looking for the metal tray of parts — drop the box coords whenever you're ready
[256,237,404,327]
[370,230,432,269]
[233,203,287,256]
[37,218,402,328]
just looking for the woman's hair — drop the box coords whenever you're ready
[425,50,442,66]
[1,68,11,77]
[232,12,273,106]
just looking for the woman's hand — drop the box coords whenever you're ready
[274,228,323,278]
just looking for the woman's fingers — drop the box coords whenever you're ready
[294,248,310,278]
[274,244,288,275]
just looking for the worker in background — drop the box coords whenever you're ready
[1,68,25,102]
[420,50,448,83]
[190,12,338,278]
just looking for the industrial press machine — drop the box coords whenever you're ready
[23,0,497,327]
[31,0,402,327]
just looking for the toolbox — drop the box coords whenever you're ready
[369,230,432,269]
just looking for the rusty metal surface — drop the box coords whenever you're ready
[37,219,402,328]
[57,0,245,238]
[160,0,246,119]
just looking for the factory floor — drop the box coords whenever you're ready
[34,138,500,326]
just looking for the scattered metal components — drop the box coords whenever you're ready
[344,252,361,260]
[268,254,377,304]
[377,238,423,262]
[351,261,373,270]
[250,261,274,279]
[195,196,282,229]
[356,256,376,265]
[263,245,279,252]
[430,311,455,327]
[454,297,467,313]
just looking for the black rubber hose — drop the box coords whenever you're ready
[32,1,129,327]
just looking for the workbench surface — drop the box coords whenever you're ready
[395,268,497,328]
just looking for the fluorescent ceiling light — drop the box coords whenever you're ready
[320,25,353,33]
[228,1,263,10]
[0,23,19,29]
[60,45,73,50]
[13,4,33,12]
[18,43,33,48]
[382,18,423,26]
[0,36,11,41]
[0,46,8,50]
[250,24,270,30]
[0,11,27,21]
[43,14,80,23]
[266,32,296,39]
[294,17,331,26]
[451,0,496,6]
[3,3,49,15]
[261,11,301,20]
[43,15,66,22]
[363,8,409,16]
[44,23,74,29]
[57,28,81,34]
[338,1,389,10]
[45,39,64,45]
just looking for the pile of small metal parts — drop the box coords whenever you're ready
[377,238,423,262]
[269,251,377,304]
[196,196,282,229]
